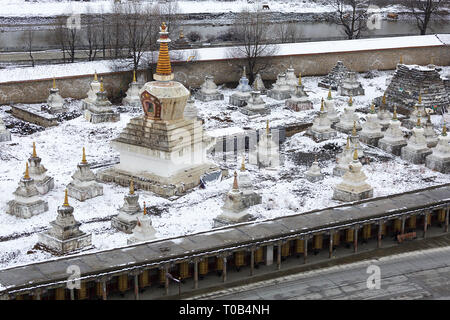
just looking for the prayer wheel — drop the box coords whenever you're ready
[234,251,245,267]
[199,259,209,276]
[394,219,402,232]
[281,241,290,257]
[216,257,223,271]
[139,270,150,288]
[438,209,446,223]
[78,282,88,300]
[254,247,264,264]
[408,215,417,229]
[179,262,189,279]
[333,232,340,246]
[313,234,323,250]
[363,224,371,240]
[96,282,103,297]
[55,287,65,300]
[159,268,166,285]
[118,274,128,292]
[381,223,387,236]
[295,239,305,254]
[345,229,354,243]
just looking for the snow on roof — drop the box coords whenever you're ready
[436,34,450,45]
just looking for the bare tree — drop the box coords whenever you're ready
[275,22,298,43]
[331,0,370,39]
[227,8,278,84]
[83,10,99,61]
[405,0,449,35]
[23,28,35,67]
[54,15,79,63]
[55,17,67,63]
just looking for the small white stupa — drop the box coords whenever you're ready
[349,121,364,158]
[285,74,313,111]
[82,71,101,110]
[196,75,224,102]
[267,73,291,100]
[339,72,365,96]
[37,190,92,255]
[306,99,337,142]
[425,124,450,173]
[0,117,11,142]
[359,104,384,147]
[252,73,267,95]
[333,149,373,202]
[128,202,157,244]
[6,162,49,218]
[240,91,270,116]
[45,78,67,114]
[112,180,142,234]
[324,88,339,125]
[229,67,252,107]
[333,136,353,176]
[305,156,324,182]
[335,96,361,134]
[183,98,199,120]
[404,94,428,130]
[28,142,54,195]
[285,66,298,93]
[67,147,104,201]
[257,120,280,169]
[401,116,432,164]
[122,70,143,108]
[84,77,120,123]
[423,113,438,148]
[378,107,407,156]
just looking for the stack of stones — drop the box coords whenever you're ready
[306,99,337,142]
[285,75,313,111]
[229,68,252,107]
[267,73,291,100]
[378,107,407,156]
[45,78,67,114]
[37,190,92,255]
[28,142,54,195]
[318,61,350,90]
[333,137,353,177]
[376,64,449,114]
[305,156,324,182]
[240,91,270,116]
[339,72,365,97]
[252,73,267,95]
[324,89,340,126]
[196,75,224,102]
[67,147,104,201]
[112,180,141,234]
[335,96,361,134]
[425,125,450,173]
[0,117,11,142]
[359,105,384,147]
[401,118,432,164]
[7,163,49,218]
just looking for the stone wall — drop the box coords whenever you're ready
[0,45,448,105]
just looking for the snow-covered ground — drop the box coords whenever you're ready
[0,66,449,270]
[0,0,406,17]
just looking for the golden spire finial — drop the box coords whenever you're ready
[346,136,350,149]
[417,112,421,127]
[94,71,98,81]
[155,22,173,81]
[382,94,386,105]
[443,124,447,136]
[298,72,302,86]
[348,95,353,106]
[266,120,270,135]
[352,121,357,136]
[370,104,375,113]
[129,180,135,195]
[24,162,30,179]
[32,142,37,158]
[327,87,332,100]
[100,77,104,92]
[418,94,422,104]
[353,148,358,161]
[81,147,87,164]
[143,201,147,215]
[320,98,325,112]
[63,189,70,207]
[400,55,403,64]
[232,171,239,190]
[52,77,56,89]
[393,106,398,120]
[240,156,246,172]
[133,70,137,83]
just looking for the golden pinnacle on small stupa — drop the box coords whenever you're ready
[240,156,246,172]
[52,77,56,89]
[418,94,422,104]
[352,121,357,136]
[232,171,239,190]
[393,106,398,120]
[24,162,30,179]
[382,94,386,105]
[143,201,147,215]
[348,95,353,106]
[370,104,375,113]
[129,180,135,195]
[133,70,137,83]
[179,27,185,39]
[400,55,403,64]
[327,87,332,100]
[346,136,350,149]
[81,147,87,164]
[353,148,358,161]
[266,119,270,134]
[63,189,70,207]
[417,112,421,127]
[298,73,302,86]
[100,77,104,92]
[94,71,98,81]
[320,98,325,112]
[443,124,447,136]
[32,142,37,158]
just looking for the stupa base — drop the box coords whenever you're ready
[333,188,373,202]
[425,156,450,174]
[335,123,361,135]
[240,106,271,116]
[195,92,224,102]
[67,182,104,202]
[111,214,138,234]
[285,99,313,111]
[378,140,407,156]
[333,166,348,177]
[35,176,55,195]
[401,147,432,165]
[229,95,250,107]
[359,134,383,147]
[213,212,256,228]
[84,109,120,124]
[0,131,11,142]
[98,164,221,198]
[305,173,324,182]
[6,200,49,219]
[267,90,291,101]
[36,232,92,255]
[305,129,337,142]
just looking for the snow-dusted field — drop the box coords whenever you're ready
[0,67,449,270]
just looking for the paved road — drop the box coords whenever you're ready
[193,246,450,300]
